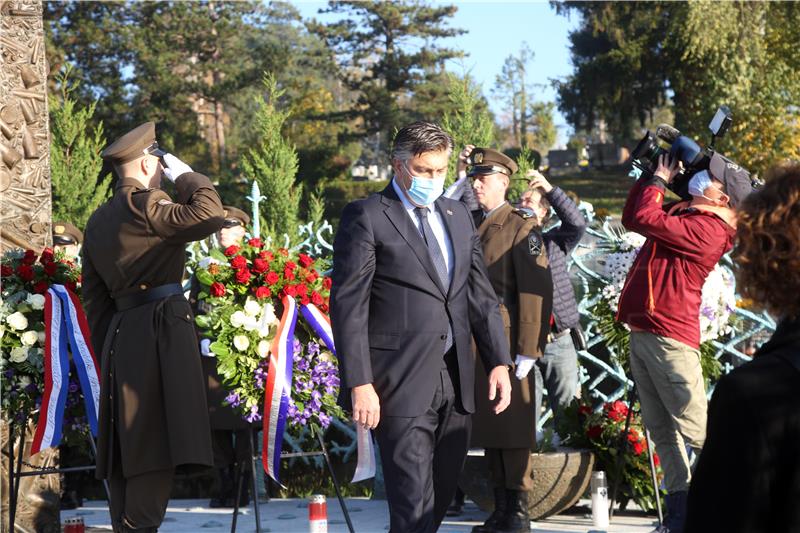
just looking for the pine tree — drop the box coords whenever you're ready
[241,73,303,243]
[49,67,112,229]
[441,73,496,187]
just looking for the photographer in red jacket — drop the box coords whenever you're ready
[617,153,752,533]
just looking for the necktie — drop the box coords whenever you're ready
[414,207,453,353]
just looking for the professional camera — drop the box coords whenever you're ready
[631,106,749,200]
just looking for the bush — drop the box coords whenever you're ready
[321,179,389,227]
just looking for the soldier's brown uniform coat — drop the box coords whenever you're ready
[81,174,224,479]
[471,202,553,449]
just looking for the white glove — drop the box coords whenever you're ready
[162,153,193,182]
[200,338,213,357]
[514,354,535,380]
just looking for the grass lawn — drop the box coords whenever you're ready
[548,168,635,216]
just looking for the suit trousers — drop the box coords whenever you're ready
[374,358,471,533]
[212,429,252,467]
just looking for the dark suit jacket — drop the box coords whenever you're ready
[331,184,511,417]
[685,317,800,533]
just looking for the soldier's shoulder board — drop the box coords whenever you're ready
[512,207,534,219]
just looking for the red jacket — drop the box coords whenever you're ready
[617,177,736,349]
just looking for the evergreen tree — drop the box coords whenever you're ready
[441,73,496,186]
[309,0,464,155]
[240,73,303,242]
[49,67,112,229]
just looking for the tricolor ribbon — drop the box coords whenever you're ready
[300,303,375,483]
[31,285,101,455]
[262,295,298,484]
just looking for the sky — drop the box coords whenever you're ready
[291,1,580,147]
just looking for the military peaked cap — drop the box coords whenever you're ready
[101,122,165,164]
[52,221,83,245]
[222,206,250,228]
[468,148,519,177]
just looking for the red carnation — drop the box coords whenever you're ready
[210,282,226,297]
[604,401,628,422]
[248,238,263,248]
[278,248,289,257]
[298,254,313,268]
[323,277,332,290]
[578,404,592,416]
[265,271,280,285]
[311,291,324,306]
[17,264,35,281]
[235,268,252,284]
[305,274,317,284]
[285,261,297,271]
[632,441,645,455]
[230,255,247,269]
[22,249,36,265]
[252,258,269,274]
[224,245,240,257]
[654,453,661,467]
[587,425,603,440]
[319,303,329,313]
[283,285,297,297]
[254,286,271,299]
[39,248,54,264]
[44,261,58,277]
[284,268,296,281]
[260,251,274,261]
[1,265,12,277]
[65,281,77,292]
[627,429,640,444]
[33,280,49,294]
[294,283,308,297]
[300,295,311,306]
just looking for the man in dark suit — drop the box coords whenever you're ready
[331,121,513,533]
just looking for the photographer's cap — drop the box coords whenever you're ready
[709,152,752,208]
[222,206,250,228]
[468,148,519,177]
[101,122,165,164]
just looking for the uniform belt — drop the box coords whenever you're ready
[114,283,184,311]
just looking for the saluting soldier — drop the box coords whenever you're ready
[81,122,225,533]
[465,147,553,533]
[188,206,255,508]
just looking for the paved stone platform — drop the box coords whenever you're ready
[63,498,658,532]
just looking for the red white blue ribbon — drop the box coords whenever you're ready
[300,303,375,482]
[300,303,335,355]
[262,295,298,484]
[31,285,101,455]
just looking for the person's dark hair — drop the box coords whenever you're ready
[391,121,453,162]
[734,161,800,319]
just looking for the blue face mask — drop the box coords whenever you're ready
[403,164,445,206]
[688,170,713,199]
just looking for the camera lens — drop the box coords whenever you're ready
[632,131,664,166]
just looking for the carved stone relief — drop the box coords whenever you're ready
[0,0,52,252]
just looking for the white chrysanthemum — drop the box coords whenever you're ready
[257,340,270,358]
[244,299,261,317]
[26,293,46,310]
[19,375,31,387]
[37,331,45,345]
[233,335,250,352]
[6,312,28,331]
[230,310,248,328]
[20,331,38,346]
[242,315,259,332]
[0,325,4,340]
[261,303,278,326]
[9,346,28,363]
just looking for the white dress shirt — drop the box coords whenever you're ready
[391,178,454,281]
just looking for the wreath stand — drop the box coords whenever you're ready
[229,428,355,533]
[608,385,664,525]
[4,414,110,532]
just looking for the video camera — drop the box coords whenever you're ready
[631,106,750,200]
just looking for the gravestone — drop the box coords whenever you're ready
[0,0,52,253]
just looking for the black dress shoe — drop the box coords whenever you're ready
[497,489,530,533]
[472,488,507,532]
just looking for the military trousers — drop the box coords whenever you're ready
[486,447,533,492]
[629,331,707,494]
[109,466,173,530]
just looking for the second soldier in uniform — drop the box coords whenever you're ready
[82,122,224,533]
[464,148,553,533]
